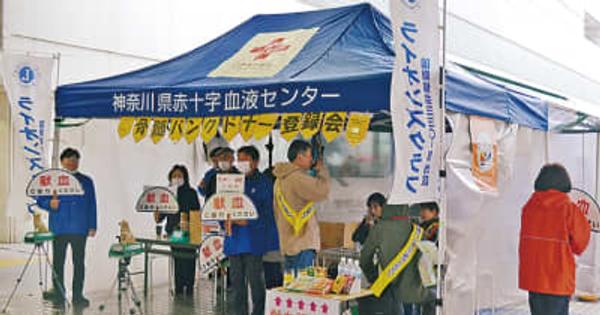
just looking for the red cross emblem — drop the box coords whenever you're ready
[250,37,290,60]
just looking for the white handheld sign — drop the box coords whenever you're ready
[26,169,84,197]
[570,188,600,233]
[199,235,226,275]
[202,192,258,221]
[136,186,179,213]
[216,174,245,193]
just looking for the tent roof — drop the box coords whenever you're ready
[56,3,548,130]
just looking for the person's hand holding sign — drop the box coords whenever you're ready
[50,190,60,210]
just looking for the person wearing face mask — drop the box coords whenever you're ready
[273,139,330,272]
[224,146,278,315]
[204,147,239,200]
[352,192,386,246]
[197,146,223,197]
[154,165,200,296]
[35,148,97,307]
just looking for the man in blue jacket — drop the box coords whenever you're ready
[36,148,97,307]
[197,146,222,197]
[225,145,279,315]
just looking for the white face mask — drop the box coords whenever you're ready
[170,177,184,188]
[218,161,231,171]
[237,161,251,175]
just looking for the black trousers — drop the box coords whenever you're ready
[173,248,196,295]
[529,292,569,315]
[52,234,87,298]
[229,254,266,315]
[263,261,283,289]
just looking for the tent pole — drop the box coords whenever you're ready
[596,133,600,201]
[437,0,448,314]
[544,132,550,164]
[51,53,61,169]
[266,133,274,169]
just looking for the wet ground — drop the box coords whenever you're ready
[1,243,600,315]
[0,243,224,315]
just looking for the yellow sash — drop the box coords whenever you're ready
[275,183,316,235]
[370,224,424,297]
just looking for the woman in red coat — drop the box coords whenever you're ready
[519,163,591,315]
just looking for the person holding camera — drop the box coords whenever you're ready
[273,139,330,272]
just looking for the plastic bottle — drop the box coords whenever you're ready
[338,257,347,276]
[353,260,362,280]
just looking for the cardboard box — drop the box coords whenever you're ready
[189,211,202,245]
[319,222,359,250]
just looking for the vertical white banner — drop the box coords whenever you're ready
[388,0,441,204]
[2,54,55,221]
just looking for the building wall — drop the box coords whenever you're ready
[447,0,600,104]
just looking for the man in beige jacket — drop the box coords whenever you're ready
[273,139,330,272]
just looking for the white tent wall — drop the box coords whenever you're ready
[444,113,600,314]
[549,133,600,296]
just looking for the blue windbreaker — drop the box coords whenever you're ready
[36,172,97,236]
[224,171,280,256]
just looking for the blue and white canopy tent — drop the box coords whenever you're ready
[55,3,563,132]
[53,3,600,313]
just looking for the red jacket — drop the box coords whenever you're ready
[519,190,591,296]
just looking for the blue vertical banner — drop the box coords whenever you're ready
[389,0,441,204]
[2,54,55,221]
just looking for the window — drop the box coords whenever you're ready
[324,131,393,178]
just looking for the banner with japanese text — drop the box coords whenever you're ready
[2,54,55,218]
[388,0,441,204]
[117,112,374,147]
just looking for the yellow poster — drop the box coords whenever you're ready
[185,118,203,144]
[169,118,185,143]
[117,117,135,139]
[469,116,498,192]
[300,112,323,139]
[201,117,220,143]
[151,118,169,144]
[279,113,302,142]
[239,116,256,141]
[221,116,241,142]
[253,113,279,140]
[132,117,151,143]
[322,112,346,143]
[345,113,370,147]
